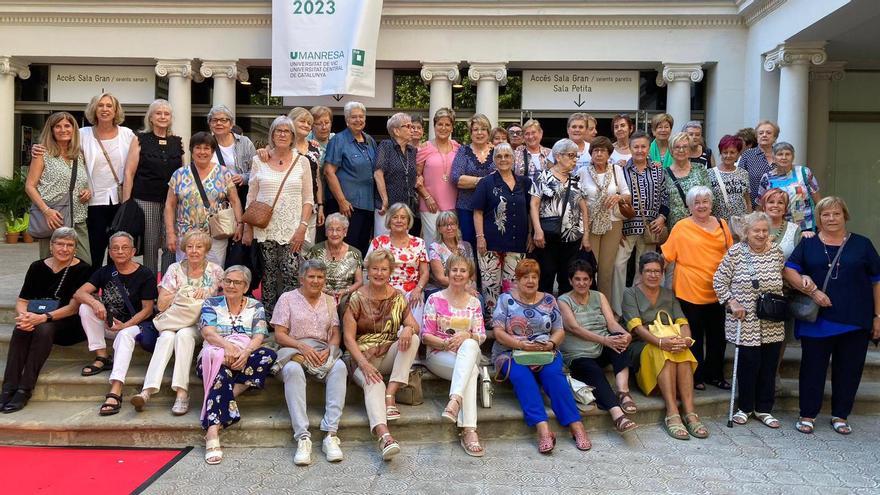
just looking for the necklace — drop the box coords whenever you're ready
[440,145,452,182]
[326,243,346,261]
[227,297,247,332]
[770,223,785,243]
[820,233,846,279]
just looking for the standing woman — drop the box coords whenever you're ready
[578,136,631,301]
[287,107,323,244]
[565,113,597,173]
[308,105,335,242]
[323,101,376,255]
[416,108,460,246]
[784,197,880,435]
[757,142,821,233]
[610,114,634,166]
[738,120,779,209]
[374,113,419,237]
[123,99,184,274]
[713,212,785,428]
[25,112,92,264]
[243,116,314,320]
[665,132,710,229]
[662,186,733,390]
[709,135,751,230]
[530,139,591,295]
[450,114,495,246]
[472,143,532,315]
[165,132,243,267]
[409,116,425,148]
[684,121,714,168]
[513,119,552,180]
[761,188,807,260]
[81,93,135,268]
[648,113,674,168]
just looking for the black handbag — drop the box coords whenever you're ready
[109,269,158,352]
[27,261,73,315]
[109,199,145,238]
[539,176,573,236]
[744,249,788,322]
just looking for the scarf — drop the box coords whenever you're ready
[588,164,613,235]
[198,333,251,420]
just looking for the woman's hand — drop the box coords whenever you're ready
[339,199,353,217]
[802,231,815,239]
[191,288,208,300]
[800,275,816,294]
[398,326,415,352]
[232,223,243,242]
[476,236,488,255]
[298,343,324,367]
[231,348,250,370]
[811,289,832,308]
[872,316,880,340]
[425,196,438,214]
[45,209,64,230]
[445,333,468,353]
[290,225,307,253]
[108,318,126,332]
[358,359,383,385]
[408,288,422,310]
[580,235,592,252]
[91,301,108,321]
[727,299,746,320]
[377,200,389,217]
[604,333,630,353]
[519,341,543,352]
[603,193,621,209]
[78,188,92,203]
[242,226,253,246]
[31,144,46,159]
[649,216,666,235]
[316,208,325,227]
[256,148,269,162]
[15,312,41,331]
[166,232,178,254]
[533,228,546,249]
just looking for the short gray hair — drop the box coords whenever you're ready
[772,141,795,156]
[268,116,295,150]
[737,211,771,239]
[50,227,77,244]
[551,138,578,157]
[324,212,349,230]
[207,104,234,124]
[384,202,415,230]
[109,231,135,246]
[493,142,514,159]
[225,265,252,286]
[343,101,366,120]
[299,258,327,278]
[386,112,411,135]
[685,185,713,208]
[682,120,702,131]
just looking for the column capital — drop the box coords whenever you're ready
[200,60,250,83]
[420,62,461,84]
[764,42,827,72]
[155,59,198,79]
[656,63,704,87]
[0,56,30,80]
[467,62,508,86]
[810,61,846,82]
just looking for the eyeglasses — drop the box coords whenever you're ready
[643,269,663,275]
[210,118,231,124]
[399,123,413,129]
[52,241,76,249]
[222,278,247,288]
[508,130,523,136]
[673,145,689,151]
[109,245,133,252]
[495,153,513,159]
[326,226,346,233]
[561,152,578,159]
[273,129,293,136]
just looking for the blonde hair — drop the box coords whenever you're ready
[755,120,780,138]
[310,105,333,122]
[288,106,314,127]
[435,210,462,247]
[670,132,691,150]
[815,196,850,227]
[522,119,542,131]
[181,229,213,252]
[434,107,456,126]
[40,112,81,160]
[651,113,674,131]
[444,254,475,278]
[84,92,125,126]
[468,114,491,133]
[384,203,415,230]
[143,99,173,135]
[365,248,397,271]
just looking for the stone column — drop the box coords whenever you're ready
[200,60,249,112]
[155,59,196,161]
[0,57,29,178]
[764,42,827,162]
[420,62,460,139]
[468,63,508,128]
[808,62,845,188]
[656,63,704,131]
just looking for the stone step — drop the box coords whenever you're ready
[723,343,880,381]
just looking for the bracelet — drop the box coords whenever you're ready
[316,203,323,206]
[299,221,308,227]
[658,338,663,350]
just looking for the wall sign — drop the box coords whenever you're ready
[522,70,639,111]
[49,65,156,104]
[282,69,394,108]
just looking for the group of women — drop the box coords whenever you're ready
[3,95,879,466]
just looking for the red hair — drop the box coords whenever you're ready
[718,134,744,153]
[514,259,541,279]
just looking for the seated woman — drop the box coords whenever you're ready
[1,227,92,413]
[342,249,420,461]
[273,259,346,466]
[130,230,225,415]
[492,259,590,453]
[422,255,485,457]
[622,252,707,440]
[425,211,476,298]
[74,231,157,416]
[198,265,277,465]
[305,213,363,306]
[558,259,639,434]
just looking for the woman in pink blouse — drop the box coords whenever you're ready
[422,255,486,457]
[415,108,460,246]
[367,203,429,325]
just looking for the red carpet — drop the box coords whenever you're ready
[0,445,191,494]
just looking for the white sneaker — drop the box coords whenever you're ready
[322,435,344,462]
[294,437,312,466]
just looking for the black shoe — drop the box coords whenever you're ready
[0,384,15,407]
[2,389,31,413]
[708,379,732,390]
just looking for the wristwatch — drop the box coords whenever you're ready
[45,312,54,322]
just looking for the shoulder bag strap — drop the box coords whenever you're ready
[94,134,122,188]
[821,235,849,292]
[52,261,73,300]
[631,168,652,231]
[712,167,731,208]
[718,217,731,249]
[110,268,138,317]
[190,164,214,213]
[665,167,687,207]
[67,156,79,227]
[215,145,226,167]
[269,154,301,209]
[558,175,573,220]
[798,166,816,218]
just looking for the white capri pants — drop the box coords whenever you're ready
[351,335,421,431]
[424,339,481,429]
[142,326,201,394]
[79,304,140,384]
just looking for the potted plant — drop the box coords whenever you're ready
[0,172,31,244]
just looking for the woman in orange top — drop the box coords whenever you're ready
[662,185,733,391]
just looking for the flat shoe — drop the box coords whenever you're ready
[684,412,710,439]
[755,412,780,429]
[459,429,485,457]
[205,437,223,465]
[537,432,556,454]
[664,415,690,441]
[795,418,815,434]
[708,379,732,390]
[99,393,122,416]
[732,410,750,425]
[831,417,852,435]
[616,391,638,414]
[130,392,148,412]
[82,356,113,377]
[378,433,400,461]
[172,396,189,416]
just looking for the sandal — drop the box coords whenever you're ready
[205,437,223,465]
[795,418,815,434]
[171,396,190,416]
[537,432,556,454]
[82,356,113,376]
[385,395,400,422]
[378,433,400,461]
[830,417,852,435]
[616,391,638,414]
[732,410,750,425]
[459,428,484,457]
[755,412,781,429]
[571,428,592,451]
[130,392,149,412]
[684,412,710,439]
[708,379,732,390]
[99,393,122,416]
[442,395,462,424]
[664,415,690,441]
[694,382,706,391]
[614,415,639,434]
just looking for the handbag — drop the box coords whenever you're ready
[241,155,300,229]
[568,375,596,412]
[478,365,493,408]
[538,177,572,236]
[647,310,684,338]
[29,156,79,239]
[109,268,158,352]
[27,260,73,315]
[109,199,145,237]
[612,165,636,219]
[512,349,555,366]
[94,133,124,201]
[394,367,424,405]
[630,167,668,245]
[744,249,788,322]
[153,291,204,331]
[191,164,236,240]
[788,235,848,322]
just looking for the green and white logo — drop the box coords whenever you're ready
[351,49,365,67]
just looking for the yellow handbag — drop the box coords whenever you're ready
[648,310,683,338]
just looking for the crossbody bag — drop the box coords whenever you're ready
[788,235,848,322]
[241,155,300,229]
[191,164,236,239]
[28,156,79,239]
[109,269,158,352]
[539,176,572,236]
[27,260,73,314]
[94,134,124,201]
[745,248,788,322]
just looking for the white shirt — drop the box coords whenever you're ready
[577,163,631,222]
[80,126,135,206]
[610,149,632,167]
[214,143,235,168]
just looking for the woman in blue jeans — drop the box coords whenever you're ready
[491,258,590,453]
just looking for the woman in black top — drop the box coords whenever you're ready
[123,99,184,275]
[1,227,92,413]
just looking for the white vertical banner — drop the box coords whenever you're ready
[272,0,383,97]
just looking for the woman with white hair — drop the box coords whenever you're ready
[662,185,733,391]
[305,212,364,304]
[242,116,313,320]
[323,101,377,254]
[374,112,419,237]
[665,132,710,229]
[123,99,183,274]
[713,211,785,428]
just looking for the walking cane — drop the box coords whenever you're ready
[727,316,743,428]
